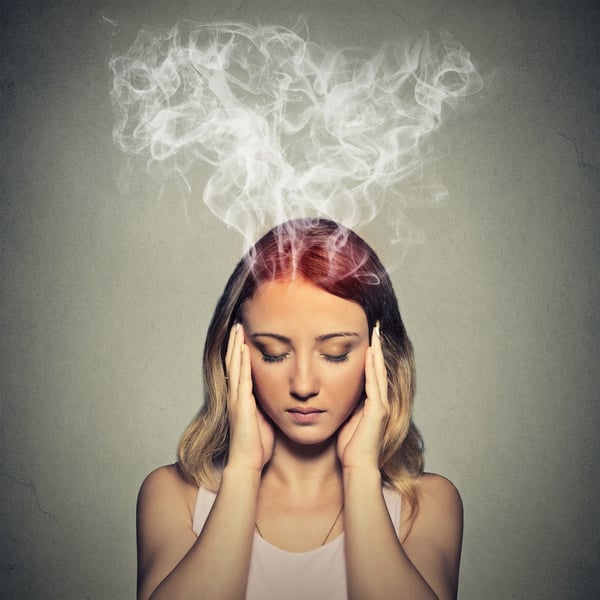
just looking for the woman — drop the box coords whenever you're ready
[137,218,463,600]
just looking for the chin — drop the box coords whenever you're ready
[278,424,339,447]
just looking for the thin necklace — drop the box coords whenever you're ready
[255,503,345,547]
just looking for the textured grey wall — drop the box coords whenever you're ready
[1,1,598,598]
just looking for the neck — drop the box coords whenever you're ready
[262,433,342,498]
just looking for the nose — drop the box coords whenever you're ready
[289,356,319,401]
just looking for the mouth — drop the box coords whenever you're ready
[287,407,325,414]
[286,407,325,424]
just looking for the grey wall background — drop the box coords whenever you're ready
[1,1,598,598]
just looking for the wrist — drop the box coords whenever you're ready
[343,465,382,490]
[221,464,262,490]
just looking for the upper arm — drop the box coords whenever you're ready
[401,474,464,600]
[136,465,198,600]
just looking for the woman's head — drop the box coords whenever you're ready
[178,219,423,499]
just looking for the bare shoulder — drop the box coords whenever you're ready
[409,472,463,538]
[138,464,198,516]
[137,465,199,600]
[401,473,463,600]
[418,473,463,515]
[400,473,462,538]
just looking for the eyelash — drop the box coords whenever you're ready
[261,352,349,364]
[323,352,349,363]
[261,353,288,363]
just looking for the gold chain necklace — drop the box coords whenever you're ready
[255,503,345,547]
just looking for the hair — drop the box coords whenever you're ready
[178,218,424,512]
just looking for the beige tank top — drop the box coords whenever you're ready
[192,486,401,600]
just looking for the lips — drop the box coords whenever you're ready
[286,407,325,424]
[287,407,324,415]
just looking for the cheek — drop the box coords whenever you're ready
[248,355,267,388]
[327,358,366,399]
[248,355,286,397]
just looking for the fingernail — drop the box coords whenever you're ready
[374,320,380,338]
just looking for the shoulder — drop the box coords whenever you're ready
[418,473,463,515]
[137,464,199,529]
[138,465,198,504]
[399,473,462,538]
[139,463,197,496]
[137,465,199,599]
[401,473,463,599]
[410,473,463,538]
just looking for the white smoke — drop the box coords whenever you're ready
[109,20,482,249]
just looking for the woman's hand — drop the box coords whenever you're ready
[225,323,275,473]
[336,324,389,471]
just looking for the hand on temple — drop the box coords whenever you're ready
[225,323,275,472]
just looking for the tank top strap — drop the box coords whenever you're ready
[382,486,402,538]
[192,486,217,536]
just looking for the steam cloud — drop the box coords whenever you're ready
[109,20,482,249]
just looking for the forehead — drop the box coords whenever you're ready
[242,279,367,331]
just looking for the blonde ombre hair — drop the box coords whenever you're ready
[178,219,424,512]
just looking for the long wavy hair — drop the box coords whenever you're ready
[178,218,424,511]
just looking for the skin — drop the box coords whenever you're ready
[136,279,463,600]
[244,279,369,448]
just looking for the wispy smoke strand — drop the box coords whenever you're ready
[110,20,482,248]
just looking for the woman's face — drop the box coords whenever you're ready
[242,278,370,445]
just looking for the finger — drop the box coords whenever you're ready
[364,345,380,408]
[224,323,239,372]
[227,325,243,409]
[371,323,389,409]
[347,403,364,428]
[237,342,254,413]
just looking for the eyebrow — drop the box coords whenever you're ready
[250,332,360,343]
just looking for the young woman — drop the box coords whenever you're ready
[136,218,463,600]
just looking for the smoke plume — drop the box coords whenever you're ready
[110,20,482,249]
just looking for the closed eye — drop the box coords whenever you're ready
[261,352,289,363]
[322,352,349,363]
